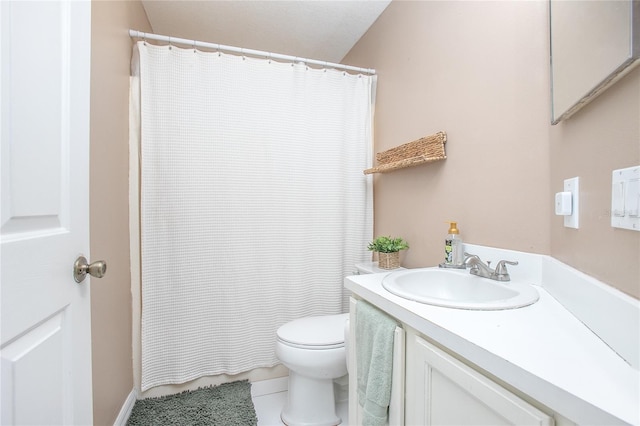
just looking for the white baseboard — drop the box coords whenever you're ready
[113,388,137,426]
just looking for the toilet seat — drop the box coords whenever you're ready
[277,313,348,350]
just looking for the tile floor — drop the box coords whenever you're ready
[251,377,348,426]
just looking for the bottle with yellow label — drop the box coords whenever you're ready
[444,221,463,266]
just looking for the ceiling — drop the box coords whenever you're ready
[141,1,391,64]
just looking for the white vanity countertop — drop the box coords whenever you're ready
[345,270,640,425]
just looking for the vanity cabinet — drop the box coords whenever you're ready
[349,294,577,426]
[346,250,636,425]
[405,329,553,426]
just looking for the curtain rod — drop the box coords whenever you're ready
[129,29,376,75]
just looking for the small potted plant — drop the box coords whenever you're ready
[367,236,409,269]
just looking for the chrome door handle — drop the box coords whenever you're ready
[73,256,107,283]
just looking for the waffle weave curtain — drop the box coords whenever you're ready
[131,42,374,391]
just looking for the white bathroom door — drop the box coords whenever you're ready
[1,1,93,425]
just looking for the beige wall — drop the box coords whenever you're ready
[90,1,150,424]
[344,0,639,298]
[345,2,551,264]
[550,66,640,298]
[86,1,638,420]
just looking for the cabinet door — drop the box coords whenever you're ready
[406,333,553,426]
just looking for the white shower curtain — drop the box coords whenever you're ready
[131,42,374,391]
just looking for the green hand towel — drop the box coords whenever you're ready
[356,301,398,426]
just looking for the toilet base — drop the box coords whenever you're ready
[281,372,342,426]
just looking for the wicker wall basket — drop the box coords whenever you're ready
[378,252,401,269]
[364,131,447,174]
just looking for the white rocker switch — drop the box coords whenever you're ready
[612,181,625,217]
[627,179,639,218]
[611,166,640,231]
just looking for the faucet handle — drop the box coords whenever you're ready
[494,260,518,281]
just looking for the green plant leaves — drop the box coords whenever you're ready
[367,236,409,253]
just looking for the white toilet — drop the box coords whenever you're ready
[276,313,349,426]
[275,262,392,426]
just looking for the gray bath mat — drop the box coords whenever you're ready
[127,380,258,425]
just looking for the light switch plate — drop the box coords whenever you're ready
[564,177,579,229]
[611,166,640,231]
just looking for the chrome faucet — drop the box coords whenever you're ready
[464,253,518,281]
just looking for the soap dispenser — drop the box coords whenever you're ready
[444,221,464,267]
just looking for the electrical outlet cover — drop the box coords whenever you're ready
[564,177,579,228]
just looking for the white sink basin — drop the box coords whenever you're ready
[381,267,539,310]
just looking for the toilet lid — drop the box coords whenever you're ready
[277,313,348,349]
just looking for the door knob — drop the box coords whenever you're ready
[73,256,107,283]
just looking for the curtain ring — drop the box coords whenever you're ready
[217,44,221,57]
[168,36,172,50]
[193,39,197,53]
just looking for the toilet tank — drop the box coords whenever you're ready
[354,262,405,275]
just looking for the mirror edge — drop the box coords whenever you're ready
[551,0,640,125]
